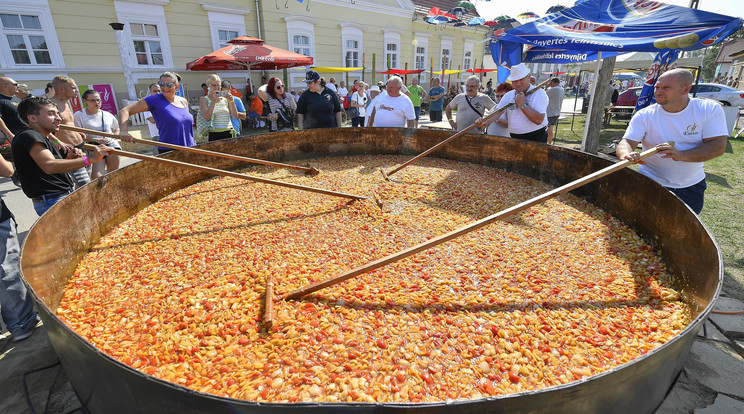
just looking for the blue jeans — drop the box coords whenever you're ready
[32,193,69,216]
[0,216,37,337]
[667,178,706,214]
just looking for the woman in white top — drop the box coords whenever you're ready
[143,83,161,140]
[199,74,239,141]
[258,77,297,132]
[73,90,121,179]
[349,82,367,127]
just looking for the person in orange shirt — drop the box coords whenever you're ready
[247,92,263,127]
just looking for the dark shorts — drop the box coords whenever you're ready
[430,110,442,122]
[666,178,707,214]
[548,116,560,126]
[414,106,421,121]
[510,127,548,143]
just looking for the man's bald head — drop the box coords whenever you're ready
[659,69,694,87]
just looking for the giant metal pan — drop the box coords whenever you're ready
[21,128,721,413]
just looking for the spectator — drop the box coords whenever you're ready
[296,70,342,130]
[364,85,381,126]
[485,79,494,99]
[14,84,32,101]
[337,80,349,105]
[349,81,367,127]
[327,77,338,93]
[13,96,110,215]
[201,83,208,95]
[530,76,537,86]
[258,77,297,132]
[605,81,619,124]
[407,77,427,128]
[368,76,415,128]
[143,83,161,140]
[290,89,299,103]
[42,82,54,99]
[199,74,239,141]
[221,80,246,134]
[427,77,446,123]
[119,72,195,154]
[0,77,27,140]
[73,89,121,179]
[0,153,40,341]
[546,78,565,145]
[477,63,549,143]
[247,92,263,128]
[483,82,514,137]
[445,75,496,133]
[50,75,90,188]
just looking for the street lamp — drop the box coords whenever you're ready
[110,22,137,101]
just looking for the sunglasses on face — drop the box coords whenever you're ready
[275,85,284,89]
[158,81,175,88]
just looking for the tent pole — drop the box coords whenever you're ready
[572,69,583,131]
[582,52,603,152]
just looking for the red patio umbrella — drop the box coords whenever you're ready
[186,36,313,71]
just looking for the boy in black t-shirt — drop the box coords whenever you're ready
[12,96,109,216]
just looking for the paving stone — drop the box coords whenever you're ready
[697,321,731,344]
[683,341,744,400]
[654,369,714,414]
[693,393,744,414]
[708,297,744,338]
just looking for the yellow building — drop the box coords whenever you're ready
[1,0,489,107]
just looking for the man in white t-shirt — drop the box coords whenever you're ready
[368,76,415,128]
[479,63,549,143]
[616,69,728,214]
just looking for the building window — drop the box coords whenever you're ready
[292,35,311,56]
[415,46,426,70]
[202,5,249,52]
[0,10,57,66]
[383,29,402,70]
[386,43,398,69]
[218,29,239,48]
[345,40,360,67]
[130,23,163,66]
[284,16,317,62]
[441,48,450,70]
[114,1,174,69]
[463,50,472,70]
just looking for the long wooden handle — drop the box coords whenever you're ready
[83,145,364,200]
[62,124,319,175]
[282,143,667,300]
[385,78,552,178]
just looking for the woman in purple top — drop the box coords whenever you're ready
[119,72,194,153]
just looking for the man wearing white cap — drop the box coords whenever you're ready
[479,63,549,143]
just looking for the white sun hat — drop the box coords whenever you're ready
[507,63,531,81]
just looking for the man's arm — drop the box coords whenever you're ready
[0,153,14,178]
[29,142,108,175]
[0,118,13,140]
[335,111,343,127]
[658,136,727,162]
[367,107,376,127]
[406,119,414,128]
[296,114,304,131]
[616,138,641,163]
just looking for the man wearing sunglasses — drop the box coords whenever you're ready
[0,77,27,140]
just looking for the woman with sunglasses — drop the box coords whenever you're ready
[119,72,195,153]
[482,82,513,137]
[257,77,297,132]
[73,89,121,178]
[199,74,239,141]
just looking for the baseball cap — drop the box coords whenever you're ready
[305,70,320,83]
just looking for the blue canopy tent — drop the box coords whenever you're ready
[489,0,742,151]
[490,0,742,68]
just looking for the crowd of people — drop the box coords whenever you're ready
[0,65,729,342]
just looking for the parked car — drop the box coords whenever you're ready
[612,86,642,119]
[690,83,744,108]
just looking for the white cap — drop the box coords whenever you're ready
[369,85,380,92]
[507,63,531,81]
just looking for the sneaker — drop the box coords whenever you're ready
[12,315,41,342]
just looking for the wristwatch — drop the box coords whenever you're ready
[521,103,529,109]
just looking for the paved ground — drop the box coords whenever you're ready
[2,107,744,413]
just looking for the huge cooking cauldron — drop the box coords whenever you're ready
[21,129,721,413]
